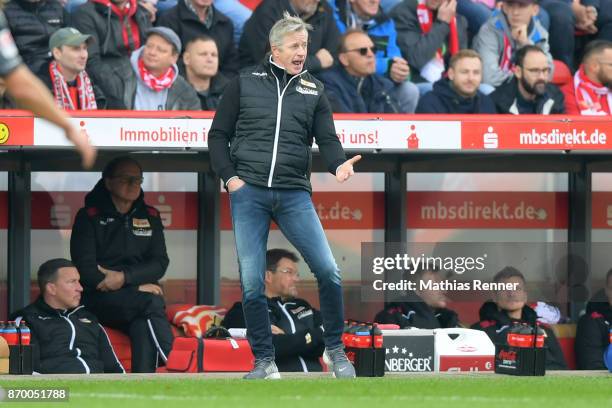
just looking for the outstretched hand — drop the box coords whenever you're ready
[336,155,362,183]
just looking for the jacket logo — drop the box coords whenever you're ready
[296,86,318,96]
[99,217,115,226]
[133,218,151,228]
[300,78,316,88]
[291,306,306,314]
[79,318,92,323]
[38,316,52,320]
[297,309,313,320]
[252,72,267,77]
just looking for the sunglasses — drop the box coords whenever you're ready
[344,46,377,56]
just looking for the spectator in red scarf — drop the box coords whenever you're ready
[36,27,106,110]
[565,39,611,115]
[72,0,154,108]
[124,27,200,110]
[389,0,468,95]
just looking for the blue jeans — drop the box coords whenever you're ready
[229,183,345,360]
[214,0,253,46]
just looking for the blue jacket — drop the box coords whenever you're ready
[416,78,496,114]
[318,65,399,113]
[328,0,401,77]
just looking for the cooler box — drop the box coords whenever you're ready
[381,329,435,372]
[381,328,495,373]
[434,328,495,372]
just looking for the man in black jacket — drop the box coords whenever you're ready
[72,0,152,108]
[490,45,565,115]
[318,29,403,113]
[157,0,239,77]
[471,266,567,370]
[575,268,612,370]
[4,0,67,74]
[37,27,106,110]
[209,13,360,379]
[416,49,496,113]
[223,249,325,372]
[70,156,173,373]
[239,0,340,74]
[12,259,125,374]
[374,268,459,329]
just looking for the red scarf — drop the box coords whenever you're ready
[499,35,514,74]
[92,0,141,53]
[49,61,97,110]
[137,58,175,92]
[574,65,611,115]
[416,0,459,61]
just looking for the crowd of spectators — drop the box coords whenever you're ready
[2,0,608,115]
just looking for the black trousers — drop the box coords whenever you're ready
[83,288,174,373]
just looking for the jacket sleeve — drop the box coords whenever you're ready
[374,20,402,77]
[312,93,346,174]
[208,78,241,184]
[473,23,508,87]
[123,211,169,286]
[415,92,444,113]
[543,327,568,370]
[575,314,607,370]
[391,2,450,70]
[98,324,126,373]
[70,208,106,289]
[221,302,246,328]
[272,325,324,359]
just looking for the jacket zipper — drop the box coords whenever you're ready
[61,306,91,374]
[267,69,306,187]
[278,301,309,373]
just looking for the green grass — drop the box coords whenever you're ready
[0,375,611,408]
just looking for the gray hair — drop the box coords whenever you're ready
[269,11,312,48]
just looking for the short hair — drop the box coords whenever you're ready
[184,35,217,53]
[582,40,612,63]
[269,11,312,49]
[493,266,526,284]
[38,258,74,295]
[449,49,481,69]
[338,28,369,54]
[514,45,547,67]
[102,156,143,179]
[266,249,300,272]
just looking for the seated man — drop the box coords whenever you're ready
[473,0,552,88]
[389,0,468,93]
[223,249,325,372]
[239,0,340,74]
[123,27,200,110]
[4,0,67,74]
[471,266,567,370]
[575,268,612,369]
[36,27,106,110]
[329,0,420,112]
[490,45,565,114]
[565,39,611,115]
[416,49,496,113]
[12,259,125,374]
[319,29,403,112]
[374,267,459,329]
[183,35,229,110]
[70,156,174,373]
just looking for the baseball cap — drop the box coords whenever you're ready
[502,0,538,4]
[49,27,92,50]
[146,27,182,54]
